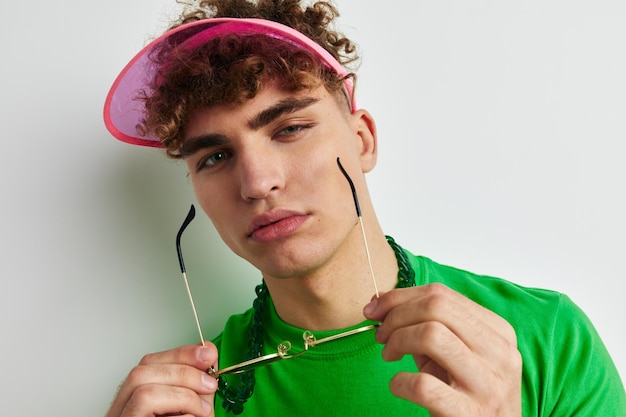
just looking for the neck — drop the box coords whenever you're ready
[214,233,414,413]
[263,224,399,331]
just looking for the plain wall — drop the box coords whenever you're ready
[0,0,623,415]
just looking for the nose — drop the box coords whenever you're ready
[238,150,284,201]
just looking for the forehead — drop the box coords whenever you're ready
[183,82,337,137]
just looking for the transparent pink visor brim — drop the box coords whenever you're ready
[103,17,355,147]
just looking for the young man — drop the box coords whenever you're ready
[103,1,624,416]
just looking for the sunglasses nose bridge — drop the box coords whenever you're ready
[206,324,379,380]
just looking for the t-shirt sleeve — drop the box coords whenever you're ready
[541,294,625,416]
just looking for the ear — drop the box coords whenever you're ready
[352,109,378,173]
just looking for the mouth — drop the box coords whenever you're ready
[247,209,309,242]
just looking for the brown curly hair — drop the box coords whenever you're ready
[136,0,360,158]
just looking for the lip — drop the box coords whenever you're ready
[247,209,309,242]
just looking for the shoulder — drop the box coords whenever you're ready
[405,249,564,314]
[402,249,625,415]
[402,249,586,350]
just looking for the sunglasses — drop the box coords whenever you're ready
[175,157,379,378]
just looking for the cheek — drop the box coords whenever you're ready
[193,191,236,247]
[189,177,228,221]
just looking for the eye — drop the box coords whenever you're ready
[280,125,303,134]
[275,123,314,138]
[197,150,232,170]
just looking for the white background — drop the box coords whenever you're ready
[0,0,623,415]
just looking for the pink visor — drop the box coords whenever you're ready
[103,17,355,147]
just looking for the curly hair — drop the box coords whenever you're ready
[136,0,360,158]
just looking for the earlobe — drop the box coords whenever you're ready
[354,109,378,173]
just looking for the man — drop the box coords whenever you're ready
[103,1,625,416]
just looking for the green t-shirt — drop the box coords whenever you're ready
[212,248,625,416]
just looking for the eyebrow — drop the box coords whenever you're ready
[248,97,320,130]
[179,133,229,158]
[179,96,320,157]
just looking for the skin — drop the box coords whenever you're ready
[181,81,398,331]
[105,82,521,417]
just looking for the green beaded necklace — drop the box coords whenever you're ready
[216,235,416,414]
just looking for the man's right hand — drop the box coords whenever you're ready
[104,343,219,417]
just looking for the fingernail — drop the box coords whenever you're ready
[363,297,378,316]
[198,346,213,362]
[202,374,218,391]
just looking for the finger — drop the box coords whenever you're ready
[390,371,472,417]
[140,343,218,369]
[199,394,215,415]
[108,365,217,417]
[367,285,522,415]
[128,363,218,394]
[366,284,516,356]
[122,383,213,417]
[131,344,218,393]
[378,299,522,412]
[367,284,512,338]
[381,321,485,389]
[107,344,219,417]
